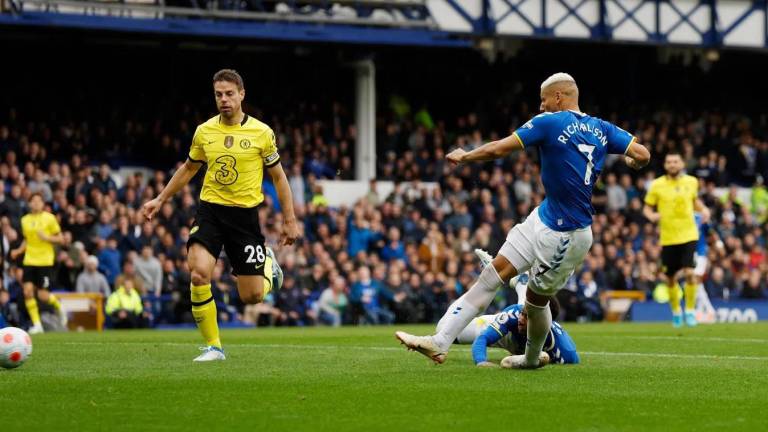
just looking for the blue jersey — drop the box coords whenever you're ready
[514,111,635,231]
[695,213,708,256]
[471,304,579,365]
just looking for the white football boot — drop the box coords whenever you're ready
[474,248,493,267]
[395,331,447,364]
[28,324,45,335]
[193,346,226,362]
[266,247,283,291]
[500,352,550,369]
[474,248,521,289]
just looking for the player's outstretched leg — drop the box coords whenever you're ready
[395,331,448,364]
[396,255,512,364]
[188,243,225,362]
[475,248,528,303]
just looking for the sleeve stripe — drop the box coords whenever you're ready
[513,131,525,149]
[187,156,205,164]
[265,156,281,168]
[624,136,637,155]
[490,323,504,337]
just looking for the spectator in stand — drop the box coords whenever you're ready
[0,288,21,327]
[381,226,407,263]
[116,259,144,294]
[605,173,628,212]
[133,244,162,296]
[349,266,396,325]
[93,164,117,195]
[3,79,768,328]
[275,275,309,326]
[97,236,121,287]
[740,269,766,299]
[317,274,348,326]
[76,255,111,296]
[705,266,729,300]
[105,278,147,329]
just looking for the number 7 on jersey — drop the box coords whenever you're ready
[577,144,595,185]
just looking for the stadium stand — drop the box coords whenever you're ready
[1,39,767,329]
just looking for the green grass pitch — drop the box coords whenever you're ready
[3,323,768,431]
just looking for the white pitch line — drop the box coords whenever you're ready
[60,342,768,361]
[578,335,768,344]
[580,351,768,361]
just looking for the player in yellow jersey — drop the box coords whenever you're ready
[142,69,301,361]
[643,152,710,328]
[9,193,66,334]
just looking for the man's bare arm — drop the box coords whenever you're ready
[142,159,203,220]
[268,162,301,246]
[446,134,524,166]
[625,140,650,170]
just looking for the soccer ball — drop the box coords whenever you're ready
[0,327,33,369]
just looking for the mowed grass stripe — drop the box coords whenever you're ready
[4,323,768,432]
[57,341,768,361]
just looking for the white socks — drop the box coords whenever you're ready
[433,265,504,350]
[464,264,505,309]
[524,300,552,365]
[432,297,479,350]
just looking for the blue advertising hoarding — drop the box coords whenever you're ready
[630,300,768,323]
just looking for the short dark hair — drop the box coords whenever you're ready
[213,69,244,90]
[665,150,683,159]
[29,192,44,202]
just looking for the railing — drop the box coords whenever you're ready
[2,0,766,49]
[6,0,436,28]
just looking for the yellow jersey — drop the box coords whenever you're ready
[21,211,61,267]
[188,114,280,208]
[644,174,699,246]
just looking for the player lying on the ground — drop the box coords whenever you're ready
[442,249,578,367]
[461,302,578,367]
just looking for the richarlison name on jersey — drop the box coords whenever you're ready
[557,120,609,146]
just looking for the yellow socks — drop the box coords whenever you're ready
[684,282,697,313]
[25,298,41,326]
[47,294,62,313]
[191,284,221,349]
[668,283,682,315]
[263,255,274,296]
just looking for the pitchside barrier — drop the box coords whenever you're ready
[56,292,105,331]
[630,299,768,323]
[52,289,768,330]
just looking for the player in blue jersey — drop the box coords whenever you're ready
[440,249,578,367]
[692,213,716,323]
[693,213,709,280]
[470,303,579,367]
[396,73,650,368]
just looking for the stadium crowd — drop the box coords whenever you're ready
[1,101,768,329]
